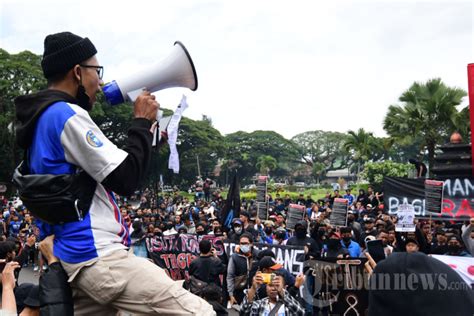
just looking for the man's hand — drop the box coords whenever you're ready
[229,296,237,306]
[2,261,19,290]
[26,234,36,247]
[295,273,305,288]
[39,235,58,265]
[133,91,159,122]
[252,271,264,290]
[364,252,377,276]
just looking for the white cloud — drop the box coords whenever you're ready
[1,0,472,139]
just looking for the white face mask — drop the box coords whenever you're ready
[240,245,251,254]
[234,227,242,234]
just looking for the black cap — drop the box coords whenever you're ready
[258,256,283,270]
[41,31,97,79]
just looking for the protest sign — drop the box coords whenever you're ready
[384,176,474,220]
[146,234,227,280]
[425,179,444,214]
[330,198,348,227]
[395,203,416,232]
[256,176,268,221]
[287,204,305,230]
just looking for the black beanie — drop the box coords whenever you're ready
[41,32,97,79]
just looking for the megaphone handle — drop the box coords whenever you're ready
[127,88,147,103]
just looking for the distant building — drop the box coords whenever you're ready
[321,168,355,185]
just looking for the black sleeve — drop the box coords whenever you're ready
[101,118,153,196]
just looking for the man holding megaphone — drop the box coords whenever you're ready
[14,32,214,315]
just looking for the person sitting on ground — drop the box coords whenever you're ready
[240,270,305,316]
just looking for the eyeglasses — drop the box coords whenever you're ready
[79,64,104,79]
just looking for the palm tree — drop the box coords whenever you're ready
[256,155,278,175]
[383,78,467,175]
[344,128,380,179]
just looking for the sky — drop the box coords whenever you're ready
[1,0,473,139]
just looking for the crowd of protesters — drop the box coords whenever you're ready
[0,182,473,315]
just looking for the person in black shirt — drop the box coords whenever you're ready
[189,239,226,289]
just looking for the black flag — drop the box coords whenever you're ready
[221,173,241,228]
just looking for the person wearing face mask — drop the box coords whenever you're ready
[260,221,275,244]
[286,221,320,260]
[444,235,472,257]
[340,227,361,257]
[227,233,259,307]
[228,219,244,243]
[273,227,288,245]
[322,231,349,258]
[195,222,207,236]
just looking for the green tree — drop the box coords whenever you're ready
[0,49,46,186]
[383,78,467,175]
[174,116,225,185]
[224,131,299,182]
[343,128,380,178]
[291,130,350,172]
[361,161,413,185]
[256,155,277,175]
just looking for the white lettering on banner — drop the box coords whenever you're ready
[388,197,425,215]
[443,178,474,197]
[224,243,304,276]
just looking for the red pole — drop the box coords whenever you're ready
[467,64,474,176]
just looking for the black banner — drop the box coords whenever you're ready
[384,176,474,220]
[146,234,227,280]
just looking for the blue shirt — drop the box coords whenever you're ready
[340,240,361,257]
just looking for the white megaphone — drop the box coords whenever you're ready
[102,41,198,105]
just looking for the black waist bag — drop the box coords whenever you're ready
[12,161,97,225]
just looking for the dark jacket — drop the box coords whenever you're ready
[226,249,259,297]
[14,89,153,196]
[286,236,320,260]
[189,255,226,286]
[39,262,74,316]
